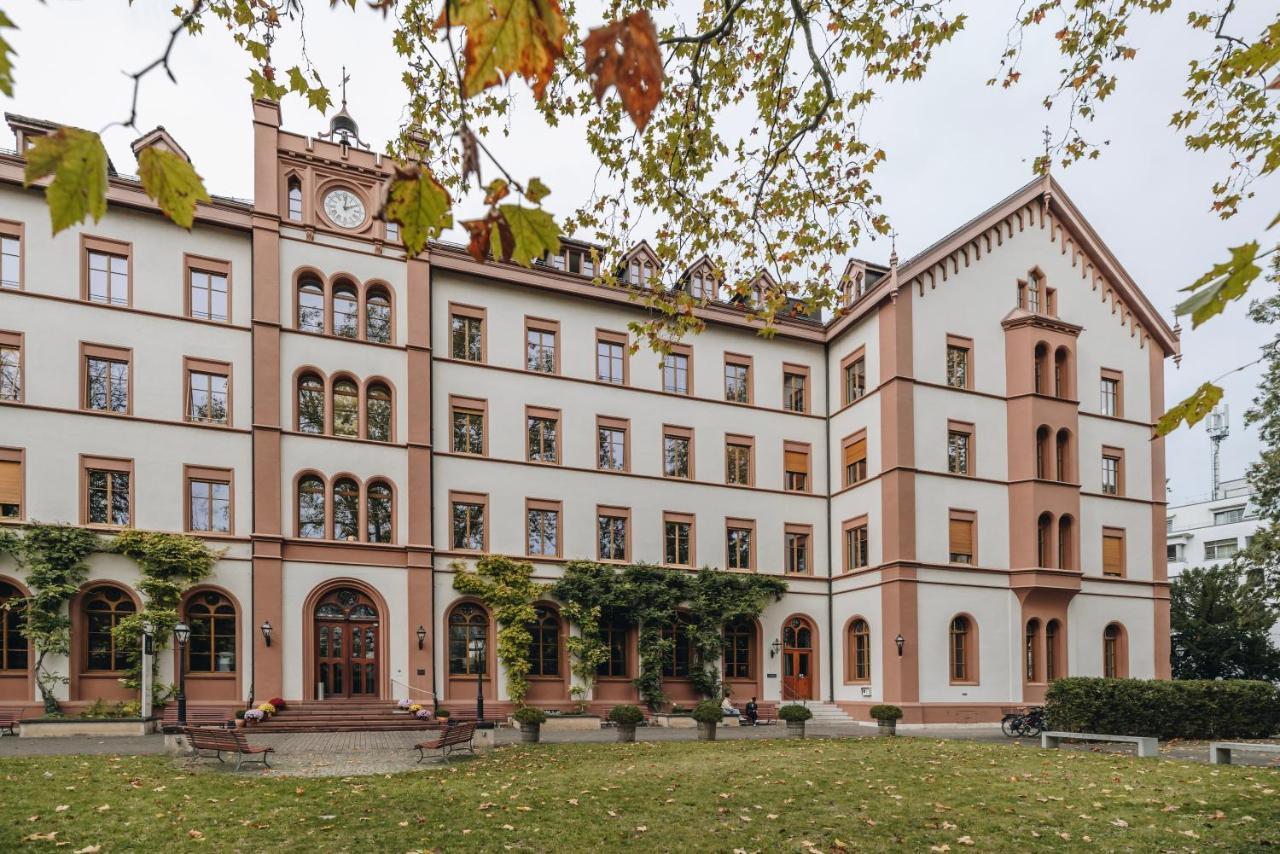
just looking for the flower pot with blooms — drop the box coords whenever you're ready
[415,708,433,721]
[870,704,903,735]
[692,700,723,741]
[268,697,287,711]
[778,703,813,738]
[608,704,644,743]
[513,706,547,743]
[397,698,413,711]
[243,709,265,725]
[257,702,277,718]
[408,703,423,715]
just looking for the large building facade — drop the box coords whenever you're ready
[0,102,1177,723]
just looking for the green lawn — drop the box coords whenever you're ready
[1,739,1277,852]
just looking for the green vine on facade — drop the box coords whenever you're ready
[452,555,549,707]
[685,570,788,699]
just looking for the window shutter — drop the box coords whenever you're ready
[784,450,807,472]
[949,518,973,556]
[1102,535,1123,574]
[0,461,18,508]
[843,438,866,468]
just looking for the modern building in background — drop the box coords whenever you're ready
[0,99,1178,723]
[1167,477,1260,573]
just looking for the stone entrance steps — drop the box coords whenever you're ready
[784,701,862,725]
[251,701,440,733]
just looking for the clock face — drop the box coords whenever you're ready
[323,188,366,229]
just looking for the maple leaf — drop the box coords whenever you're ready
[137,147,211,229]
[460,127,481,186]
[0,10,16,98]
[583,11,664,130]
[437,0,568,99]
[23,127,109,234]
[381,163,453,256]
[1176,241,1262,328]
[499,203,560,266]
[1155,381,1223,436]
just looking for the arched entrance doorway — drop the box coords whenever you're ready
[313,587,381,700]
[781,616,817,700]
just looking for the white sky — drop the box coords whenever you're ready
[3,0,1274,503]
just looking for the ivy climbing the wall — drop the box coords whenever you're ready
[684,569,787,699]
[452,555,549,707]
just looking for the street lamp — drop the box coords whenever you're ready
[416,625,427,650]
[895,634,905,657]
[769,639,781,658]
[173,622,191,725]
[260,621,273,647]
[469,636,485,722]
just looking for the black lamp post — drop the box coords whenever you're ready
[173,622,191,725]
[469,636,485,722]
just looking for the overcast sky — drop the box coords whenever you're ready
[4,1,1273,503]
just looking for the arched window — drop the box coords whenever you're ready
[297,373,325,433]
[1045,619,1061,681]
[332,378,359,438]
[1103,623,1127,678]
[949,615,973,682]
[332,477,360,541]
[297,475,326,538]
[597,620,629,678]
[849,618,870,682]
[1025,618,1041,682]
[366,382,392,442]
[1055,429,1071,481]
[84,585,135,671]
[722,620,753,679]
[365,286,392,344]
[366,480,393,544]
[527,606,560,676]
[448,603,488,675]
[287,177,303,221]
[1035,426,1050,479]
[1033,343,1048,394]
[332,281,359,339]
[297,275,325,333]
[0,581,28,672]
[1037,512,1054,567]
[661,615,692,678]
[1058,516,1074,570]
[185,590,236,673]
[1054,347,1070,399]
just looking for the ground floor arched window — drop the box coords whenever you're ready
[185,590,236,673]
[85,585,135,672]
[448,603,489,676]
[0,581,27,672]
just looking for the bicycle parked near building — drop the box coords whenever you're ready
[1000,706,1045,737]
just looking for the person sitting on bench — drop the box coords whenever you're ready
[744,697,759,726]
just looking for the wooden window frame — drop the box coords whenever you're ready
[0,219,24,290]
[184,254,233,324]
[1100,368,1124,418]
[842,515,870,572]
[946,419,975,477]
[595,329,629,385]
[785,522,813,576]
[725,517,756,572]
[0,447,24,521]
[183,464,235,536]
[596,415,631,472]
[846,617,871,683]
[80,342,133,416]
[526,497,563,558]
[183,356,233,426]
[724,433,755,487]
[842,429,868,488]
[449,395,488,456]
[948,613,979,685]
[1101,446,1125,496]
[945,334,974,390]
[450,491,489,552]
[723,352,754,404]
[1102,527,1126,577]
[597,505,631,563]
[782,362,810,413]
[448,302,487,363]
[526,405,562,465]
[524,315,561,375]
[80,235,133,306]
[662,511,696,567]
[663,424,695,479]
[0,330,23,404]
[1103,622,1129,678]
[80,455,134,529]
[841,347,867,406]
[783,440,812,493]
[662,344,693,396]
[948,508,977,565]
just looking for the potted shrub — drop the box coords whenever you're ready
[234,709,246,729]
[513,706,547,743]
[870,704,903,735]
[692,700,723,741]
[778,703,813,738]
[608,704,644,743]
[435,708,451,720]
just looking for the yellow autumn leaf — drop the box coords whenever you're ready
[437,0,568,99]
[23,127,109,234]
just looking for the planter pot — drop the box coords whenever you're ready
[786,720,806,739]
[519,723,541,743]
[876,719,897,736]
[617,723,637,743]
[696,721,717,741]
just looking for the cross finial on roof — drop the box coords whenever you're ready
[889,230,898,267]
[340,65,350,107]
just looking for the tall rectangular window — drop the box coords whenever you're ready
[844,520,869,571]
[82,345,131,414]
[525,318,559,373]
[449,304,485,362]
[0,449,22,519]
[842,432,867,487]
[527,408,560,463]
[842,353,866,405]
[186,365,230,424]
[83,457,132,527]
[949,510,975,564]
[725,436,753,486]
[451,396,486,455]
[946,335,973,389]
[1101,449,1123,496]
[0,332,21,402]
[664,426,693,479]
[664,513,694,566]
[598,506,629,562]
[784,443,810,492]
[726,520,754,570]
[187,467,232,534]
[596,331,627,384]
[783,365,809,413]
[663,348,691,395]
[1102,528,1125,576]
[724,355,751,403]
[186,256,231,323]
[785,524,811,575]
[947,422,973,476]
[597,416,629,471]
[526,499,561,557]
[1100,369,1123,417]
[451,493,487,551]
[0,222,21,289]
[84,240,130,306]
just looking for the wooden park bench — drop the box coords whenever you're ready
[184,727,275,771]
[1041,731,1158,758]
[1209,741,1280,765]
[0,707,22,736]
[414,720,477,763]
[161,705,233,732]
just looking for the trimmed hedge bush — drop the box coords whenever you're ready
[778,703,813,722]
[691,700,724,724]
[513,706,548,726]
[870,704,903,721]
[608,704,645,726]
[1045,677,1280,740]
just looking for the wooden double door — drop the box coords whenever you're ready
[781,618,815,700]
[314,588,380,700]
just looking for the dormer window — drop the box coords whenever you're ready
[627,257,655,288]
